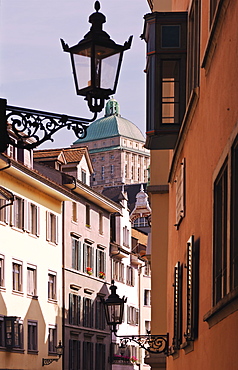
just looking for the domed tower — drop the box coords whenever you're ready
[72,98,150,192]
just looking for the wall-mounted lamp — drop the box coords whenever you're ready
[101,281,169,355]
[42,341,64,366]
[0,1,132,152]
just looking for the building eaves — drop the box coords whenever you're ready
[0,154,73,202]
[63,178,122,214]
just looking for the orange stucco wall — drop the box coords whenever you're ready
[166,0,238,369]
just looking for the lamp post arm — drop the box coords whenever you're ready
[114,332,169,355]
[0,98,97,151]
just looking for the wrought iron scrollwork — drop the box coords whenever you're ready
[4,104,97,150]
[117,333,169,354]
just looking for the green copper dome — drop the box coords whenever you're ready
[73,98,145,144]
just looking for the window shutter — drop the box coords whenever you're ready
[83,244,87,272]
[185,236,194,341]
[46,211,50,241]
[91,246,94,275]
[72,239,76,270]
[103,251,106,275]
[36,206,40,236]
[55,215,58,244]
[23,200,30,232]
[176,159,185,226]
[173,262,182,349]
[69,293,73,324]
[96,249,99,277]
[11,200,16,227]
[77,295,81,326]
[77,241,81,271]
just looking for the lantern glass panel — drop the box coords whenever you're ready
[106,302,123,325]
[72,49,91,90]
[95,46,121,90]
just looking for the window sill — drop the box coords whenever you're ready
[28,349,38,355]
[203,287,238,328]
[180,340,194,354]
[12,290,24,296]
[48,298,58,304]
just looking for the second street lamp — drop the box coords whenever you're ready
[101,281,169,355]
[0,1,132,152]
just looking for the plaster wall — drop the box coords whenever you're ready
[166,0,238,368]
[0,171,63,370]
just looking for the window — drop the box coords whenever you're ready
[175,159,185,228]
[46,211,58,244]
[172,262,182,350]
[69,294,81,326]
[144,290,151,306]
[99,212,103,234]
[0,199,9,224]
[72,202,77,222]
[145,320,151,334]
[0,316,4,347]
[28,320,38,353]
[72,235,81,271]
[95,343,106,370]
[123,226,129,247]
[95,298,105,330]
[101,166,105,180]
[4,316,23,349]
[48,272,57,301]
[83,341,93,370]
[133,217,149,228]
[96,247,105,278]
[127,306,139,325]
[69,339,80,370]
[12,197,24,230]
[85,205,90,227]
[0,255,5,288]
[81,169,87,184]
[83,297,93,328]
[214,160,228,305]
[12,261,22,292]
[142,11,187,150]
[112,260,124,283]
[126,266,134,286]
[125,164,128,178]
[231,139,238,292]
[83,242,93,274]
[111,165,114,175]
[187,0,201,100]
[27,265,37,296]
[48,326,57,354]
[29,203,40,235]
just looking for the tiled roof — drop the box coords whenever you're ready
[34,147,88,164]
[62,147,87,163]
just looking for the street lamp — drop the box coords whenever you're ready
[42,340,64,366]
[61,1,132,113]
[101,281,169,355]
[0,1,132,152]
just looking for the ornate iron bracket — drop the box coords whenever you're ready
[42,357,60,366]
[0,98,97,152]
[115,333,169,355]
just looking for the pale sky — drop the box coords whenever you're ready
[0,0,150,148]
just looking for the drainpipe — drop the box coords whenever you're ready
[62,201,65,370]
